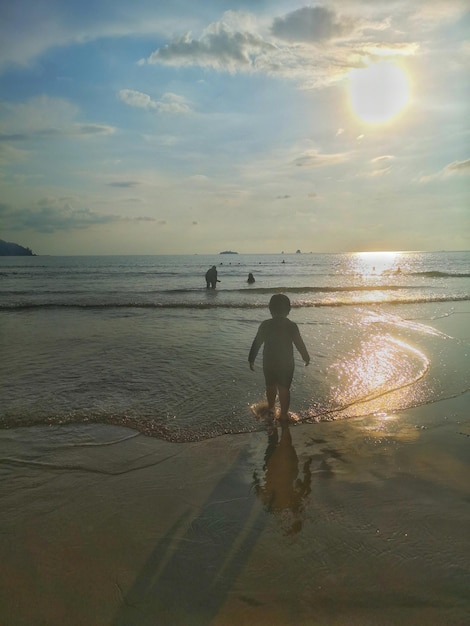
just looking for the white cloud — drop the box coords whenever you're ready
[117,89,154,109]
[293,149,349,168]
[409,1,468,28]
[371,155,395,164]
[419,158,470,182]
[354,155,396,178]
[144,23,275,73]
[141,8,423,90]
[118,89,191,114]
[446,159,470,174]
[359,167,393,178]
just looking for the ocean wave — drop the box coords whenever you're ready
[1,294,469,311]
[410,271,470,278]
[0,284,462,298]
[2,269,469,281]
[149,285,422,295]
[230,285,421,294]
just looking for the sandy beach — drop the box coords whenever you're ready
[1,309,469,626]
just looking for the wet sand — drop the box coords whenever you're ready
[1,311,469,626]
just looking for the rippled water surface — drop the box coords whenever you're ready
[1,251,469,441]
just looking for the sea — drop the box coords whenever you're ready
[1,250,469,442]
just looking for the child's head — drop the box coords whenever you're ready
[269,294,291,317]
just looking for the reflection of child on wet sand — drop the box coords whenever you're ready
[248,294,310,421]
[253,422,312,535]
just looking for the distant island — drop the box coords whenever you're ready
[219,250,238,255]
[0,239,36,256]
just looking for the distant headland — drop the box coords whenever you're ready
[219,250,238,255]
[0,239,36,256]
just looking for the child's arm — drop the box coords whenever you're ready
[248,324,265,370]
[293,327,310,365]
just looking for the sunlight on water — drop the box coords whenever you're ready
[360,308,451,338]
[326,333,430,419]
[358,413,421,443]
[351,250,406,276]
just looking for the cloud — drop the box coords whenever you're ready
[0,142,29,164]
[446,158,470,173]
[107,181,141,188]
[359,42,420,58]
[140,8,420,90]
[0,124,115,144]
[359,167,393,178]
[0,124,116,142]
[293,149,349,168]
[144,22,275,72]
[72,124,115,136]
[271,6,356,43]
[0,96,115,143]
[118,89,191,113]
[188,174,209,185]
[0,200,155,233]
[419,158,470,182]
[0,96,77,131]
[356,154,395,177]
[371,155,395,165]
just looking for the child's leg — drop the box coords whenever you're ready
[266,384,277,412]
[278,385,290,417]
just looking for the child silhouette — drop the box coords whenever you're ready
[249,294,309,420]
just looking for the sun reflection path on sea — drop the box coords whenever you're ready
[350,251,406,277]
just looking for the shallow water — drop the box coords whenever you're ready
[1,252,469,442]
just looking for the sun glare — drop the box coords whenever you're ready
[353,251,404,275]
[348,61,410,124]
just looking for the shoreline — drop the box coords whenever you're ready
[1,392,469,626]
[1,302,468,625]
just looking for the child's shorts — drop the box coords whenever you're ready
[263,365,294,388]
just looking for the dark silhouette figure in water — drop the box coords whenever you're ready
[253,422,312,535]
[248,294,309,420]
[247,272,255,284]
[205,265,218,289]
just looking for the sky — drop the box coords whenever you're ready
[0,0,468,255]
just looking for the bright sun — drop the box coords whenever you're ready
[348,61,410,124]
